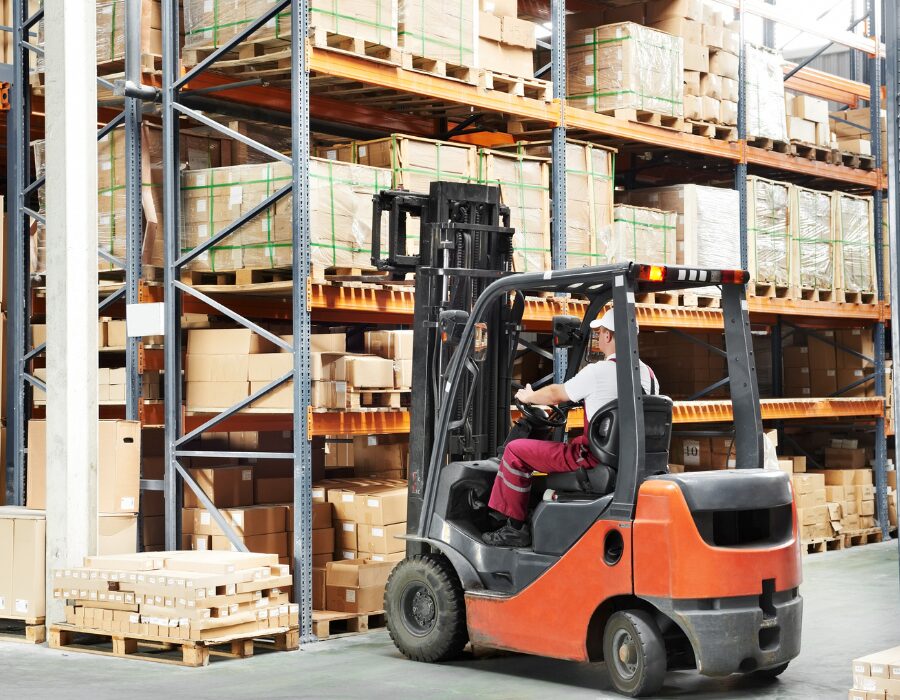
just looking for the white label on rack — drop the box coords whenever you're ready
[368,436,378,446]
[584,54,594,66]
[197,224,208,238]
[342,493,354,502]
[358,145,367,157]
[242,469,252,481]
[342,523,354,532]
[200,512,211,525]
[196,199,206,213]
[101,160,112,171]
[367,498,379,508]
[261,218,270,233]
[345,590,356,603]
[234,512,244,527]
[326,150,337,160]
[196,538,208,550]
[15,599,28,614]
[120,497,135,511]
[0,596,6,610]
[682,439,701,467]
[372,527,384,538]
[230,186,242,206]
[203,0,213,11]
[585,76,594,87]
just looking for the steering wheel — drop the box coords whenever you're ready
[515,397,568,429]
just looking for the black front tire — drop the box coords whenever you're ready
[754,662,790,679]
[384,554,469,663]
[602,610,667,697]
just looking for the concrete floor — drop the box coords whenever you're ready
[3,541,900,700]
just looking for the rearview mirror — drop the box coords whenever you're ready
[552,315,582,349]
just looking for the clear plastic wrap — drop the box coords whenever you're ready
[180,158,391,272]
[621,184,739,297]
[184,0,398,51]
[398,0,475,65]
[567,22,684,117]
[478,149,550,272]
[748,177,791,286]
[793,186,833,290]
[505,140,615,269]
[836,193,874,293]
[611,204,676,265]
[745,43,788,141]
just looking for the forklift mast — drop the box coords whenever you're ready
[372,182,518,536]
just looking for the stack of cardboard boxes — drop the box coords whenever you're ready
[747,175,792,289]
[311,478,408,612]
[835,192,876,297]
[567,21,683,118]
[26,420,141,554]
[850,645,900,699]
[646,0,739,125]
[831,107,885,160]
[52,551,299,641]
[477,0,537,79]
[611,205,677,266]
[0,507,46,621]
[364,330,414,392]
[783,330,874,399]
[398,0,475,68]
[639,331,727,400]
[784,94,832,147]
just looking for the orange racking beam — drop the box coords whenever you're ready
[783,64,867,107]
[745,145,882,188]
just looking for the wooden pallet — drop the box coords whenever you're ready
[634,290,678,306]
[835,150,876,171]
[683,120,738,141]
[599,108,683,131]
[48,623,298,667]
[478,70,551,101]
[802,537,834,554]
[400,52,477,84]
[310,27,401,64]
[0,616,46,644]
[181,267,293,286]
[841,527,884,548]
[312,610,386,640]
[680,291,721,308]
[347,388,410,409]
[748,135,791,153]
[796,286,836,303]
[750,282,792,299]
[836,288,877,304]
[789,140,833,163]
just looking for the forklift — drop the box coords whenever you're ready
[371,183,802,697]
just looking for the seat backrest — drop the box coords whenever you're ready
[588,396,674,470]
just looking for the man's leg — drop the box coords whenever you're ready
[484,438,590,547]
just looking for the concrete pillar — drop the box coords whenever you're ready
[43,0,99,621]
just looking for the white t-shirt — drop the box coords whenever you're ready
[563,353,659,421]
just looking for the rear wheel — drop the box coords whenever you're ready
[384,554,468,662]
[603,610,667,697]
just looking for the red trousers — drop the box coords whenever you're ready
[488,436,599,521]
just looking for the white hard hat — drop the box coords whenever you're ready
[589,309,639,334]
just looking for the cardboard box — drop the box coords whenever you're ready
[335,520,358,550]
[255,477,291,505]
[709,49,738,79]
[193,505,288,537]
[313,566,326,610]
[826,485,845,501]
[0,507,46,619]
[787,116,817,144]
[645,0,702,22]
[860,500,875,517]
[324,558,394,613]
[344,356,394,389]
[792,95,829,124]
[184,466,254,509]
[500,16,536,49]
[808,333,837,370]
[211,531,289,557]
[97,514,138,555]
[810,369,838,396]
[187,328,277,355]
[358,522,406,554]
[355,487,408,525]
[364,330,414,360]
[27,420,140,514]
[796,490,826,509]
[825,448,867,470]
[683,42,709,73]
[784,346,809,368]
[836,329,875,369]
[107,320,127,347]
[791,473,825,495]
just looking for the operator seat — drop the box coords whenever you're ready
[545,396,674,496]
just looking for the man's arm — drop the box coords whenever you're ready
[515,383,571,406]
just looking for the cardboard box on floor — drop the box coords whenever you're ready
[0,507,46,620]
[26,419,140,514]
[325,558,394,613]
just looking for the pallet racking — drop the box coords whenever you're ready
[4,0,900,638]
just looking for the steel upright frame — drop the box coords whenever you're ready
[159,0,313,637]
[4,0,144,506]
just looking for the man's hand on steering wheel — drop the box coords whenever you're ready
[515,384,537,404]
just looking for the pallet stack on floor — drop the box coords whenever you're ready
[849,645,900,699]
[0,507,46,643]
[49,551,298,666]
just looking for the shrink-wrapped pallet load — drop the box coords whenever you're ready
[398,0,475,66]
[747,176,791,288]
[504,140,615,269]
[611,205,677,266]
[567,22,683,117]
[477,149,550,272]
[180,158,391,272]
[791,186,834,292]
[745,43,788,142]
[835,193,875,296]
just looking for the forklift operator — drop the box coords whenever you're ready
[483,309,659,547]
